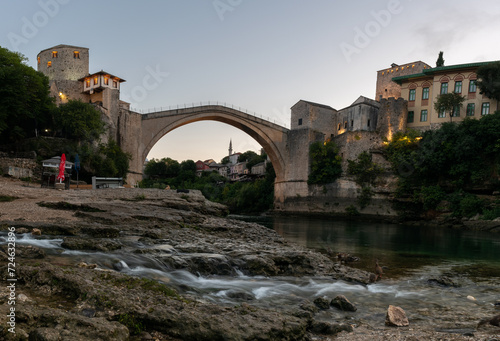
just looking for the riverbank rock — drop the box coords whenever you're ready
[313,297,331,310]
[385,305,409,327]
[331,295,357,312]
[309,320,354,335]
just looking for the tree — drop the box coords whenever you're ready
[0,46,55,144]
[53,100,105,142]
[436,51,445,67]
[434,92,466,122]
[308,141,342,185]
[221,156,230,164]
[476,61,500,108]
[237,151,258,163]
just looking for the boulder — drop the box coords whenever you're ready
[385,305,409,327]
[313,297,331,310]
[330,295,357,312]
[309,320,354,335]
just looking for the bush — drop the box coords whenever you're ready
[308,141,342,185]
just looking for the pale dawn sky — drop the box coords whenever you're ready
[1,0,500,163]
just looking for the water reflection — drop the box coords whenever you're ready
[237,215,500,276]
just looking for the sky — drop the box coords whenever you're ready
[1,0,500,163]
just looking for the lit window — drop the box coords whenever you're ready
[420,110,428,122]
[481,103,490,115]
[469,80,477,93]
[440,82,448,94]
[86,78,90,87]
[94,76,99,85]
[422,87,429,100]
[113,80,118,88]
[74,51,80,59]
[47,61,52,68]
[409,89,416,101]
[37,57,40,64]
[52,51,58,58]
[104,77,109,85]
[298,118,302,126]
[438,109,446,118]
[407,111,414,123]
[466,103,475,116]
[454,81,462,94]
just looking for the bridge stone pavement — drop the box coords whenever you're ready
[119,105,290,190]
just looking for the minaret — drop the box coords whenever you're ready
[228,139,233,156]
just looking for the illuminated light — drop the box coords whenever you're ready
[59,92,63,96]
[412,64,415,68]
[391,70,394,73]
[382,72,384,75]
[415,137,423,141]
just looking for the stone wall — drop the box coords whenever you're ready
[375,61,431,100]
[0,157,39,179]
[376,97,408,141]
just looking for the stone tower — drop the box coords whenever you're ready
[37,44,90,104]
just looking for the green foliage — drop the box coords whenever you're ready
[476,61,500,102]
[144,157,180,179]
[53,100,105,142]
[0,195,17,202]
[482,206,500,220]
[308,141,342,185]
[347,151,384,209]
[417,185,446,211]
[221,156,230,164]
[385,113,500,218]
[140,155,276,214]
[0,46,55,144]
[434,93,466,119]
[116,314,144,335]
[436,51,444,67]
[347,151,384,186]
[449,192,485,218]
[345,205,360,216]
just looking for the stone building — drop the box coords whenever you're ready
[376,61,431,100]
[391,61,499,130]
[37,44,127,141]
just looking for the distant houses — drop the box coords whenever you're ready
[193,143,268,181]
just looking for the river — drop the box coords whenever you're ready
[3,215,500,332]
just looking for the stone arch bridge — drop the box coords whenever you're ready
[119,104,290,188]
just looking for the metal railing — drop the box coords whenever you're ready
[129,101,289,129]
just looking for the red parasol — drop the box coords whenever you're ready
[56,153,66,183]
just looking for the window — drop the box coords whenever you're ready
[351,120,353,127]
[422,87,429,100]
[409,89,416,101]
[344,121,347,129]
[438,109,446,118]
[298,118,302,126]
[454,81,462,94]
[37,56,40,64]
[452,105,460,117]
[94,76,99,85]
[420,110,428,122]
[466,103,475,116]
[367,119,371,127]
[104,77,109,86]
[86,78,90,87]
[113,80,118,88]
[469,80,477,93]
[481,103,490,115]
[440,82,448,94]
[338,123,341,131]
[47,61,52,68]
[407,111,414,123]
[74,51,80,59]
[52,51,58,58]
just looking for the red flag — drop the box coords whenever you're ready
[56,153,66,183]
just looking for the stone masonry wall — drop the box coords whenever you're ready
[0,157,39,179]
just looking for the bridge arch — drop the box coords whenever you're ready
[137,105,289,183]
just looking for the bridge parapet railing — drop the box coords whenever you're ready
[130,101,289,129]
